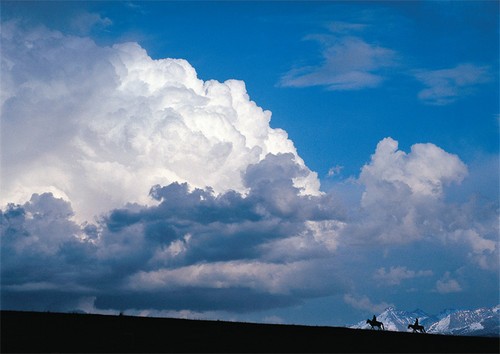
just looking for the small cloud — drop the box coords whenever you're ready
[361,137,468,200]
[343,294,392,314]
[327,165,344,177]
[448,229,497,270]
[414,63,491,105]
[70,12,112,34]
[279,23,396,91]
[435,272,462,294]
[126,2,141,10]
[124,2,148,15]
[374,266,433,286]
[327,21,367,34]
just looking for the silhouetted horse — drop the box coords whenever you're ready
[408,324,426,333]
[366,318,385,330]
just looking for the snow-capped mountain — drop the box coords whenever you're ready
[351,307,437,332]
[350,305,499,337]
[428,305,499,337]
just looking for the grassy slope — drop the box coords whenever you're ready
[1,310,498,353]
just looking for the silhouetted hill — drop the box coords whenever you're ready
[1,310,498,353]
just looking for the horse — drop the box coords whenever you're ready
[366,318,385,330]
[408,324,426,333]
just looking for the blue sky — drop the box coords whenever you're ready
[1,1,498,326]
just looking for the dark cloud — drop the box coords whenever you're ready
[1,154,345,314]
[100,153,343,266]
[2,144,498,319]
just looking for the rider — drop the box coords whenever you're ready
[372,315,377,322]
[414,318,419,326]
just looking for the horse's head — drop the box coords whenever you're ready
[407,324,411,329]
[366,319,370,324]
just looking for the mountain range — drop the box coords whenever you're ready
[351,305,499,337]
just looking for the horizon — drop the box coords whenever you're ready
[1,1,498,328]
[2,304,499,338]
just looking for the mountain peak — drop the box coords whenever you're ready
[351,305,499,337]
[382,306,397,313]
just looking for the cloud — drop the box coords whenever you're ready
[1,140,497,317]
[327,165,344,177]
[1,22,320,223]
[326,21,367,34]
[414,63,491,105]
[435,272,462,294]
[70,12,112,34]
[127,260,315,295]
[279,22,395,90]
[343,294,392,314]
[1,152,345,314]
[449,229,497,271]
[360,137,468,200]
[0,22,340,315]
[1,21,498,321]
[345,137,468,244]
[374,266,433,286]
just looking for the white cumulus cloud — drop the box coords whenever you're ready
[360,137,468,202]
[1,22,320,222]
[344,137,469,244]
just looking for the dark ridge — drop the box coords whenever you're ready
[1,310,498,353]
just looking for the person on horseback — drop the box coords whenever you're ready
[367,315,384,330]
[408,318,425,333]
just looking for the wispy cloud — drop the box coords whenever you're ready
[70,12,112,35]
[344,294,393,314]
[414,63,491,105]
[279,21,396,91]
[374,266,433,286]
[327,165,344,177]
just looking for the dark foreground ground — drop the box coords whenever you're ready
[1,310,498,353]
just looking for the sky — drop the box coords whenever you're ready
[0,1,498,327]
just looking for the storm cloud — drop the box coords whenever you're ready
[1,151,345,313]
